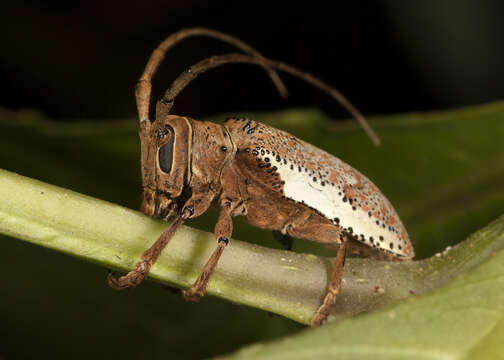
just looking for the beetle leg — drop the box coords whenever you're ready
[107,212,187,290]
[182,199,234,302]
[108,190,215,291]
[277,210,347,326]
[281,209,311,233]
[272,231,294,251]
[310,240,347,327]
[283,210,343,246]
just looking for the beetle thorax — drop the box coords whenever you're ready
[189,119,235,191]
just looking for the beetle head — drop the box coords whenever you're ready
[139,115,193,219]
[139,114,235,220]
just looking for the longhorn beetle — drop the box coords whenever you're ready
[108,28,414,326]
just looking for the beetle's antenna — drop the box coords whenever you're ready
[161,53,381,146]
[135,28,288,126]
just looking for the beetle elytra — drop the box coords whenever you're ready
[107,28,414,327]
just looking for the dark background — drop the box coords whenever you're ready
[2,0,503,122]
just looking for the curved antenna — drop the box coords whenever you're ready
[160,53,381,146]
[135,27,288,125]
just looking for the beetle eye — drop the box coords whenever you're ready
[158,126,175,173]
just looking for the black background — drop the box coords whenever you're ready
[2,0,503,122]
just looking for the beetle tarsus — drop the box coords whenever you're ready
[107,260,149,290]
[182,288,205,303]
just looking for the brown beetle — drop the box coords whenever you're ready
[108,28,414,326]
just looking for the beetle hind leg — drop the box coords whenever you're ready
[310,240,347,327]
[277,209,348,326]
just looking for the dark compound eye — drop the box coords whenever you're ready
[158,126,175,173]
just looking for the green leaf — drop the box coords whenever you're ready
[218,216,504,359]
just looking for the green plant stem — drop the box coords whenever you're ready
[0,168,502,325]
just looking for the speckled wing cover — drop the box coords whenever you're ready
[225,117,414,259]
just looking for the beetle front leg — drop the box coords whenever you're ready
[182,198,235,302]
[107,210,188,290]
[311,240,347,327]
[108,191,215,290]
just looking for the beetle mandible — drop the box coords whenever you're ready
[107,28,415,327]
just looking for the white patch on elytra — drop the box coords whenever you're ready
[275,156,410,258]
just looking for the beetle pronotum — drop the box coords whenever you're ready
[108,28,414,326]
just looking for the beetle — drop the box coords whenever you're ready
[107,28,414,327]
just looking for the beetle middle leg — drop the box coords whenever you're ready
[311,240,347,327]
[108,190,215,290]
[182,166,246,302]
[182,197,240,302]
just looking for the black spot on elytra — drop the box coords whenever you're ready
[247,126,258,134]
